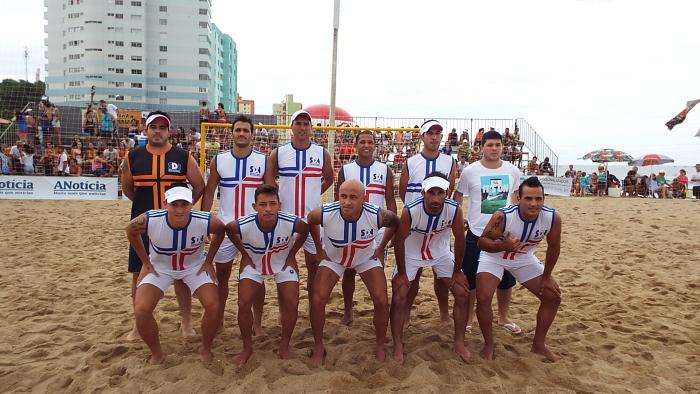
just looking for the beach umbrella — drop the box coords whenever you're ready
[579,148,633,163]
[628,153,674,167]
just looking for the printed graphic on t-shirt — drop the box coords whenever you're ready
[480,175,510,214]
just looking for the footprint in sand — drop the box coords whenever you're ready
[97,345,128,363]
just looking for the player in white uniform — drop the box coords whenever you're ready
[476,177,562,362]
[335,130,397,325]
[307,180,399,367]
[267,110,334,301]
[398,120,457,323]
[225,185,309,366]
[126,184,226,364]
[391,172,470,364]
[202,114,268,335]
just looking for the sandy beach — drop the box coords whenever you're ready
[1,197,699,393]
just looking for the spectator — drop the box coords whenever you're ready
[128,118,139,139]
[20,144,35,175]
[503,128,514,147]
[540,157,554,176]
[457,139,470,162]
[676,169,689,190]
[607,173,620,188]
[596,165,608,196]
[656,171,670,198]
[671,177,685,199]
[103,142,119,169]
[215,102,227,123]
[459,129,469,145]
[83,105,97,138]
[590,172,599,194]
[573,171,582,196]
[67,158,82,176]
[10,140,22,173]
[41,141,57,176]
[623,171,636,197]
[57,148,70,176]
[0,144,10,175]
[199,101,210,123]
[25,109,35,139]
[691,164,700,200]
[447,128,458,147]
[527,156,539,175]
[14,111,29,143]
[38,101,53,145]
[579,171,590,196]
[92,150,112,177]
[638,175,650,197]
[99,100,116,142]
[474,128,484,146]
[51,103,62,145]
[71,136,83,164]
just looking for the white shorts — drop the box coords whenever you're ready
[214,237,240,263]
[299,227,322,254]
[238,264,299,284]
[477,255,544,284]
[138,264,215,296]
[393,253,455,282]
[319,258,382,277]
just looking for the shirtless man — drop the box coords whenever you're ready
[476,176,562,362]
[391,172,470,363]
[126,184,225,364]
[307,180,399,367]
[226,185,309,366]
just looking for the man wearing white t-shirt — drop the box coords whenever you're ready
[57,149,70,176]
[453,130,522,335]
[690,164,700,199]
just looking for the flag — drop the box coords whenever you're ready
[666,98,700,130]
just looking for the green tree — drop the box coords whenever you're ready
[0,79,46,120]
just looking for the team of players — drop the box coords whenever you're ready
[125,110,563,366]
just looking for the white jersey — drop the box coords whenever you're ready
[482,204,555,262]
[215,149,266,224]
[237,212,298,275]
[342,160,389,207]
[321,202,381,268]
[146,209,210,271]
[405,197,460,261]
[277,143,325,218]
[404,152,455,203]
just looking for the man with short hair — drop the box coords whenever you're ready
[476,177,562,362]
[307,180,399,367]
[391,172,470,363]
[266,110,334,300]
[398,119,457,323]
[121,111,205,340]
[690,164,700,199]
[202,114,268,334]
[453,130,522,336]
[335,130,398,325]
[99,100,116,142]
[126,184,225,364]
[225,185,309,366]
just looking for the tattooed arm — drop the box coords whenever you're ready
[476,211,522,253]
[125,213,153,273]
[375,209,399,252]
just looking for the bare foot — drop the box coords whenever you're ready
[181,321,196,338]
[340,311,354,326]
[253,325,267,337]
[393,344,405,364]
[148,352,165,365]
[531,345,561,362]
[453,344,471,363]
[310,345,326,368]
[480,344,495,360]
[278,343,291,359]
[375,345,386,362]
[234,347,254,367]
[199,347,214,363]
[126,326,141,341]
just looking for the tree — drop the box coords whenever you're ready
[0,79,46,120]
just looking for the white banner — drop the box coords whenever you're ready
[536,176,572,197]
[0,176,118,200]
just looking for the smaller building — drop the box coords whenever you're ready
[237,94,254,115]
[272,94,302,124]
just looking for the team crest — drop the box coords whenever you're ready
[372,173,384,182]
[249,165,262,176]
[308,156,321,166]
[168,162,182,173]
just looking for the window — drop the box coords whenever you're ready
[131,42,142,48]
[115,13,123,19]
[68,40,82,46]
[115,41,124,47]
[130,1,141,5]
[160,85,167,91]
[115,68,124,74]
[131,14,141,20]
[199,21,208,29]
[68,67,84,73]
[68,81,83,86]
[116,96,125,101]
[115,54,124,60]
[115,0,123,4]
[115,81,124,87]
[159,19,167,25]
[159,5,167,11]
[131,69,142,75]
[199,8,208,15]
[159,45,167,52]
[68,12,83,18]
[131,28,142,33]
[198,74,210,81]
[158,59,167,65]
[159,98,167,105]
[131,82,142,88]
[159,72,168,78]
[69,54,81,60]
[198,48,209,55]
[199,87,208,93]
[131,55,142,61]
[199,61,209,68]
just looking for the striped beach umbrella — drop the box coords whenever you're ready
[628,153,674,167]
[579,149,633,163]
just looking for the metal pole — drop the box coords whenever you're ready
[326,0,340,201]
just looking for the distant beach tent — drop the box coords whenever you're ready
[304,104,354,123]
[628,154,674,167]
[579,149,633,163]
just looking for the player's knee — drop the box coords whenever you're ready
[452,288,468,306]
[134,302,154,320]
[280,295,299,311]
[372,294,389,310]
[476,290,494,308]
[311,292,329,308]
[237,294,254,309]
[542,289,561,306]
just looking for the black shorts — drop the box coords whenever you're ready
[462,230,516,290]
[128,234,149,273]
[693,186,700,198]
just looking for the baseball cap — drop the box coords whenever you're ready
[420,120,443,135]
[165,186,193,204]
[422,176,450,192]
[290,109,312,124]
[145,112,171,128]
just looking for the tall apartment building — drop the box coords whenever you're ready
[44,0,236,111]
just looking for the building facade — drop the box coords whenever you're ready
[272,94,302,124]
[237,94,254,115]
[44,0,236,111]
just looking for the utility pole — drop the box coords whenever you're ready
[24,46,29,81]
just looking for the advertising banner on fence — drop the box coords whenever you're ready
[0,176,118,200]
[536,176,572,197]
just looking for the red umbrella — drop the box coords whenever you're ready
[628,154,674,167]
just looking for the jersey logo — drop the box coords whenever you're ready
[308,156,321,166]
[534,229,548,239]
[372,173,384,182]
[168,162,182,173]
[360,228,375,239]
[249,165,262,176]
[276,235,290,244]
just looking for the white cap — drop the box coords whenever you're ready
[165,186,193,204]
[420,120,443,135]
[422,176,450,192]
[290,109,312,124]
[145,113,171,128]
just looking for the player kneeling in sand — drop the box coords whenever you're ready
[225,185,309,366]
[307,180,399,367]
[126,183,225,364]
[476,176,562,362]
[390,172,470,363]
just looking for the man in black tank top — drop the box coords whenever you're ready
[122,111,205,340]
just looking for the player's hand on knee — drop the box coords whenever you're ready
[198,262,218,285]
[450,271,469,292]
[539,275,560,297]
[316,250,330,263]
[284,255,299,273]
[239,254,253,275]
[392,272,409,292]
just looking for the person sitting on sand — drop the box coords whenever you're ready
[125,184,225,364]
[590,172,599,195]
[225,185,309,367]
[390,172,471,364]
[638,175,650,197]
[476,177,562,362]
[623,171,636,197]
[671,177,685,199]
[656,172,670,198]
[579,172,590,196]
